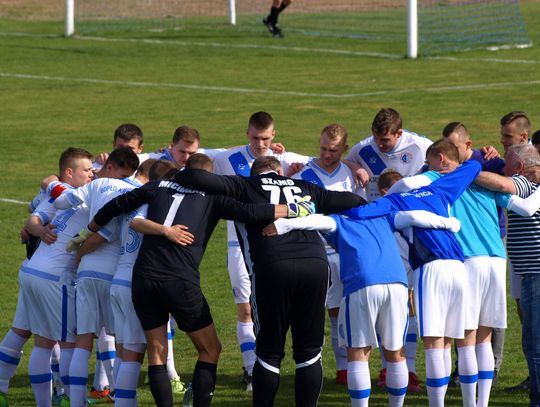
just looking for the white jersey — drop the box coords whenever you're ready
[347,130,432,201]
[56,177,142,280]
[293,160,356,254]
[138,147,227,165]
[113,204,148,285]
[29,189,47,213]
[214,144,311,242]
[214,145,310,178]
[24,203,90,279]
[32,181,75,226]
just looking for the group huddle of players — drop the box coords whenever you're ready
[1,107,540,407]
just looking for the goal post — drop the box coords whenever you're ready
[64,0,75,37]
[408,0,418,59]
[64,0,530,57]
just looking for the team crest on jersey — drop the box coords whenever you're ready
[401,153,413,163]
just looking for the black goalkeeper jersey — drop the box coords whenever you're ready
[93,178,276,283]
[174,170,365,269]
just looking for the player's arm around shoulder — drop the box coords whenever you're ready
[474,171,517,194]
[306,181,366,213]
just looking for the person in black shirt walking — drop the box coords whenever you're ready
[174,156,365,407]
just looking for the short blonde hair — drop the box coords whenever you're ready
[321,123,348,145]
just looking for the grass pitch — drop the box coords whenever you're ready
[0,1,538,405]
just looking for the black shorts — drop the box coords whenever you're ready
[253,257,328,366]
[132,275,213,333]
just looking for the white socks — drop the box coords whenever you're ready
[425,348,448,407]
[330,316,348,371]
[51,343,64,396]
[69,348,91,407]
[115,361,142,407]
[457,345,478,407]
[386,360,408,407]
[476,342,494,407]
[167,320,180,380]
[60,347,74,398]
[28,346,52,406]
[0,330,27,393]
[347,361,371,407]
[237,321,256,375]
[405,316,418,373]
[96,332,116,391]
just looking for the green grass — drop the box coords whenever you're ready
[0,2,538,405]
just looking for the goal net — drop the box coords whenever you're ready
[70,0,531,56]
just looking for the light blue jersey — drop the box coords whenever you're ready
[344,160,482,270]
[423,171,509,259]
[324,215,407,297]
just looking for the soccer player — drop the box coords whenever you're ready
[19,185,94,406]
[262,0,292,38]
[377,170,422,393]
[346,107,432,202]
[53,147,140,407]
[346,107,432,386]
[442,122,507,388]
[83,153,310,407]
[174,156,365,406]
[262,208,462,407]
[343,157,482,407]
[0,147,94,406]
[292,123,357,385]
[212,112,310,389]
[473,144,540,407]
[387,139,540,407]
[499,111,531,154]
[141,125,229,169]
[109,159,178,406]
[94,123,145,174]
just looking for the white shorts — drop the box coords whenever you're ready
[227,243,251,305]
[508,260,522,300]
[110,283,146,345]
[12,284,28,331]
[326,252,343,310]
[463,256,507,330]
[76,278,113,335]
[18,269,76,342]
[414,259,465,339]
[338,283,408,351]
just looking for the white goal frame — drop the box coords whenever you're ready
[64,0,419,58]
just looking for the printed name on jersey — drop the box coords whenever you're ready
[158,180,205,195]
[99,185,133,195]
[401,190,433,199]
[260,177,295,186]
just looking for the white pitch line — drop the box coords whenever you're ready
[2,72,540,99]
[0,197,29,205]
[0,31,401,59]
[0,31,538,64]
[0,72,354,98]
